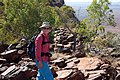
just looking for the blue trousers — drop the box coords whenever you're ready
[35,60,54,80]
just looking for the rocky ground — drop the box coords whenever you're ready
[0,28,120,80]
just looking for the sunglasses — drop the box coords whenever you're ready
[43,27,50,30]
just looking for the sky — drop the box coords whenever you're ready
[64,0,120,2]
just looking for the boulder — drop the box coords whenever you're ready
[18,50,25,55]
[16,39,27,49]
[115,73,120,80]
[106,66,117,80]
[84,70,106,80]
[0,49,19,62]
[0,44,9,53]
[67,34,74,42]
[23,69,37,79]
[1,65,16,77]
[0,66,8,74]
[65,62,75,69]
[111,52,120,57]
[9,71,29,80]
[77,57,103,70]
[52,58,66,68]
[0,58,6,64]
[62,40,68,45]
[56,70,84,80]
[61,47,71,53]
[56,70,73,79]
[66,70,84,80]
[74,51,86,58]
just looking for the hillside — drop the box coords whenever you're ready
[65,2,120,33]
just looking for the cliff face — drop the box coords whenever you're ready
[49,0,80,23]
[49,0,65,7]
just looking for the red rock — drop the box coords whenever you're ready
[56,70,72,79]
[0,58,6,64]
[24,70,37,78]
[65,62,75,69]
[0,49,19,62]
[66,70,84,80]
[77,57,103,70]
[52,58,66,68]
[1,65,16,76]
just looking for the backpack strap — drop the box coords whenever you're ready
[41,34,50,45]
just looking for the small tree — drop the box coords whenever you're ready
[0,0,58,44]
[75,0,116,52]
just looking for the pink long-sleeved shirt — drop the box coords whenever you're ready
[35,32,50,62]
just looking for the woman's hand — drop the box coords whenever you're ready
[38,61,43,68]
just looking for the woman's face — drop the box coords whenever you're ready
[42,27,51,34]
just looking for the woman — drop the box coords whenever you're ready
[35,22,54,80]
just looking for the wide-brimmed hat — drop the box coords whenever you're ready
[40,22,51,28]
